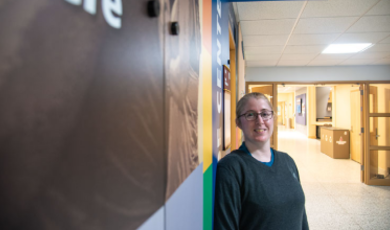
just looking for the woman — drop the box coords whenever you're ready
[214,92,309,230]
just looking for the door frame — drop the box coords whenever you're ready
[245,83,278,150]
[246,81,390,185]
[363,83,390,186]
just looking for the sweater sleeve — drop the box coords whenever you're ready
[302,208,309,230]
[293,159,310,230]
[214,165,241,230]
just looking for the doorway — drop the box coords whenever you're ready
[246,81,390,186]
[246,83,278,150]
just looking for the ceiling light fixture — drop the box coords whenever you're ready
[322,43,373,54]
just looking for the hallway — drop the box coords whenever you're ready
[278,127,390,230]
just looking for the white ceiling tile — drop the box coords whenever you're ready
[294,17,358,34]
[334,33,390,44]
[280,53,318,61]
[364,43,390,52]
[338,59,377,65]
[277,60,311,66]
[302,0,378,18]
[379,35,390,43]
[245,54,281,61]
[235,0,389,67]
[244,46,284,54]
[288,34,340,45]
[246,60,277,67]
[349,52,390,59]
[243,35,289,46]
[347,16,390,32]
[284,45,327,54]
[366,0,390,16]
[237,2,304,20]
[315,53,354,60]
[241,20,295,35]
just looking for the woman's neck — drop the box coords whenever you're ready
[245,141,272,162]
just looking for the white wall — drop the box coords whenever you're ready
[316,87,332,119]
[246,65,390,82]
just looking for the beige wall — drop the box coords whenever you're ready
[278,92,294,128]
[308,86,317,138]
[334,85,359,130]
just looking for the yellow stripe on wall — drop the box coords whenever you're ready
[202,47,212,172]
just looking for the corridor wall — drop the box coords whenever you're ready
[334,85,358,130]
[0,0,237,229]
[246,65,390,82]
[278,93,294,128]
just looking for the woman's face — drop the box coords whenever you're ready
[237,97,274,145]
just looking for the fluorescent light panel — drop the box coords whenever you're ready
[322,43,372,54]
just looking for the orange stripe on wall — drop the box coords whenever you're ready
[203,0,212,53]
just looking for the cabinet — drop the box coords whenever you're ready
[320,127,350,159]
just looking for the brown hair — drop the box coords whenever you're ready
[236,92,274,120]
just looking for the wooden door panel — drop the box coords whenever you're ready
[351,90,361,163]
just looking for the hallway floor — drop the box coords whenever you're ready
[277,127,390,230]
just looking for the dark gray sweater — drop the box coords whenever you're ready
[214,150,309,230]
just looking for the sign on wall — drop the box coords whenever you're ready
[223,65,231,150]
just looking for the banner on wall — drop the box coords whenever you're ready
[0,1,166,229]
[223,65,231,150]
[211,0,236,228]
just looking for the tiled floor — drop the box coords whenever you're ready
[277,127,390,230]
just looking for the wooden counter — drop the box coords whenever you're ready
[313,122,333,139]
[320,127,350,159]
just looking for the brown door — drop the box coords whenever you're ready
[364,83,390,186]
[369,86,379,180]
[369,86,378,146]
[351,90,362,163]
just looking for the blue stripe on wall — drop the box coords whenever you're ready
[166,163,204,230]
[137,207,165,230]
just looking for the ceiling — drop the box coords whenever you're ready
[234,0,390,67]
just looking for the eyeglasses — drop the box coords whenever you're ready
[238,111,274,121]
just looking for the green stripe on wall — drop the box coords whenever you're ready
[203,164,213,230]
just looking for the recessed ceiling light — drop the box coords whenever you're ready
[322,43,372,54]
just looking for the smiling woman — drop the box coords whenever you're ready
[214,92,309,230]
